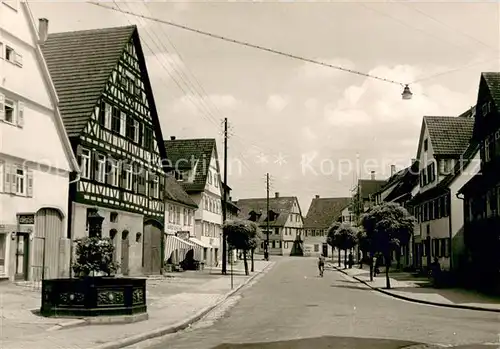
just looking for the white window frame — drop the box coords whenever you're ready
[125,164,133,190]
[110,160,119,186]
[5,45,14,63]
[81,148,91,179]
[133,119,139,142]
[15,167,25,195]
[4,98,15,124]
[152,174,159,198]
[104,103,112,129]
[0,42,3,59]
[96,154,106,183]
[119,111,126,136]
[207,171,212,184]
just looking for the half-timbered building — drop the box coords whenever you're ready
[42,25,167,276]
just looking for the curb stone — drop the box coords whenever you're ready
[330,264,500,314]
[91,262,276,349]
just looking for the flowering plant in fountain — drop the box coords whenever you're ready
[72,237,119,277]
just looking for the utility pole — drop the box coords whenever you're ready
[222,118,228,275]
[265,172,270,260]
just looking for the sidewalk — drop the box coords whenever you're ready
[327,261,500,313]
[0,260,274,349]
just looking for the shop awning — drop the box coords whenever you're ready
[165,234,195,264]
[189,237,211,249]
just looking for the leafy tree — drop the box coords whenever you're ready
[361,202,415,289]
[326,222,341,266]
[72,237,119,277]
[224,219,260,275]
[334,223,358,268]
[357,230,371,269]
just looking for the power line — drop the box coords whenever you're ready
[88,1,406,87]
[397,1,500,54]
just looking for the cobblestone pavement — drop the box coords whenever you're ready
[138,257,500,349]
[0,260,271,349]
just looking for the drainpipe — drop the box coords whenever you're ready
[454,190,465,274]
[447,189,453,271]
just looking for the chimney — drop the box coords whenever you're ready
[370,171,375,180]
[275,192,279,198]
[38,18,49,45]
[315,195,320,199]
[170,136,176,140]
[390,165,396,176]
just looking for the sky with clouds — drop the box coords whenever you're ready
[30,1,500,213]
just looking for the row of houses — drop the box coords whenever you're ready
[364,72,500,288]
[0,2,238,281]
[301,72,500,287]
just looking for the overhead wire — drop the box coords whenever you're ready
[88,1,407,87]
[117,2,254,174]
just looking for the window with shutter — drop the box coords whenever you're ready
[120,112,126,136]
[4,98,15,124]
[26,168,33,197]
[3,163,11,194]
[0,93,4,121]
[14,166,24,195]
[14,52,22,67]
[17,101,24,128]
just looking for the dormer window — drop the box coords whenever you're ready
[267,210,278,222]
[249,211,259,222]
[482,102,491,117]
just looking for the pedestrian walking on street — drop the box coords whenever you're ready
[318,253,325,277]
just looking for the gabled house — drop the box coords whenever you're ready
[42,25,168,276]
[163,137,222,266]
[408,109,479,272]
[223,182,240,220]
[0,3,80,281]
[236,193,303,256]
[458,72,500,289]
[351,172,386,225]
[373,161,420,267]
[163,175,198,267]
[303,195,351,256]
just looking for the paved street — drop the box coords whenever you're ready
[138,257,500,349]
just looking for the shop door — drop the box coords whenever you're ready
[15,233,30,281]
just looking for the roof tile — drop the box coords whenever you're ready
[303,197,351,229]
[164,138,219,193]
[42,25,136,137]
[235,197,298,227]
[425,114,474,157]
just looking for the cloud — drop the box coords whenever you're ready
[296,58,355,80]
[302,126,317,141]
[266,94,289,112]
[145,53,185,77]
[171,94,241,114]
[304,98,319,112]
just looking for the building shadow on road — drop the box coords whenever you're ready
[330,284,371,291]
[210,335,425,349]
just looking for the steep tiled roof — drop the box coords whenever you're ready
[358,179,386,200]
[235,197,298,227]
[483,72,500,111]
[384,160,420,202]
[164,138,219,193]
[409,143,479,205]
[303,197,351,229]
[164,175,198,208]
[425,115,474,157]
[377,168,407,194]
[42,26,136,137]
